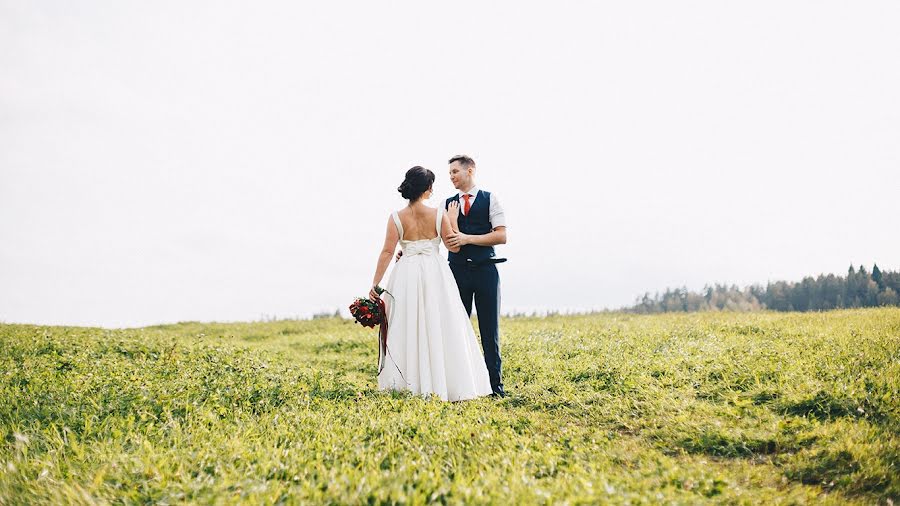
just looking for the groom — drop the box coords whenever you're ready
[445,155,508,397]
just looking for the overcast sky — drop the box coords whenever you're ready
[2,1,898,328]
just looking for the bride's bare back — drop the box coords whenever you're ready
[397,205,439,241]
[370,185,460,301]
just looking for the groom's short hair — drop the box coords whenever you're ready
[448,155,475,169]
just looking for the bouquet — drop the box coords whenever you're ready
[349,291,386,328]
[349,285,394,374]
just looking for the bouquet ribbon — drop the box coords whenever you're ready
[377,297,388,374]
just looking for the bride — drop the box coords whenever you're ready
[368,166,493,401]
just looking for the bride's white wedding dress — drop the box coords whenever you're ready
[378,207,493,401]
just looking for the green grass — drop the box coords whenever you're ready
[2,309,898,504]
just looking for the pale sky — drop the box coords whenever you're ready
[2,1,899,328]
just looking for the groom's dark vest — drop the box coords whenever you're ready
[446,190,496,265]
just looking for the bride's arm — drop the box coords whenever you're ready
[445,200,507,248]
[370,215,400,298]
[441,212,461,253]
[447,201,461,233]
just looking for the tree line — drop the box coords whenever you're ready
[627,264,900,313]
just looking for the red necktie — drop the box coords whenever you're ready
[463,194,471,215]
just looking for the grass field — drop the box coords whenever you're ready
[1,309,898,504]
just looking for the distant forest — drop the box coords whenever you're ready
[627,264,900,313]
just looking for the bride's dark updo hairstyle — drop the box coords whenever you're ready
[398,166,435,201]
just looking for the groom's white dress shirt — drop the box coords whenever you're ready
[458,186,506,229]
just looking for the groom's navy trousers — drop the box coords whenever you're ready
[450,262,503,395]
[446,190,504,396]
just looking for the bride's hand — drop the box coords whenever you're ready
[369,286,380,300]
[447,201,460,221]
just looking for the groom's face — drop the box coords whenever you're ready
[448,161,474,190]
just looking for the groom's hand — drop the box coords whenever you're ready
[447,232,470,248]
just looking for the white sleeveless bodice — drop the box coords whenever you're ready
[391,207,443,258]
